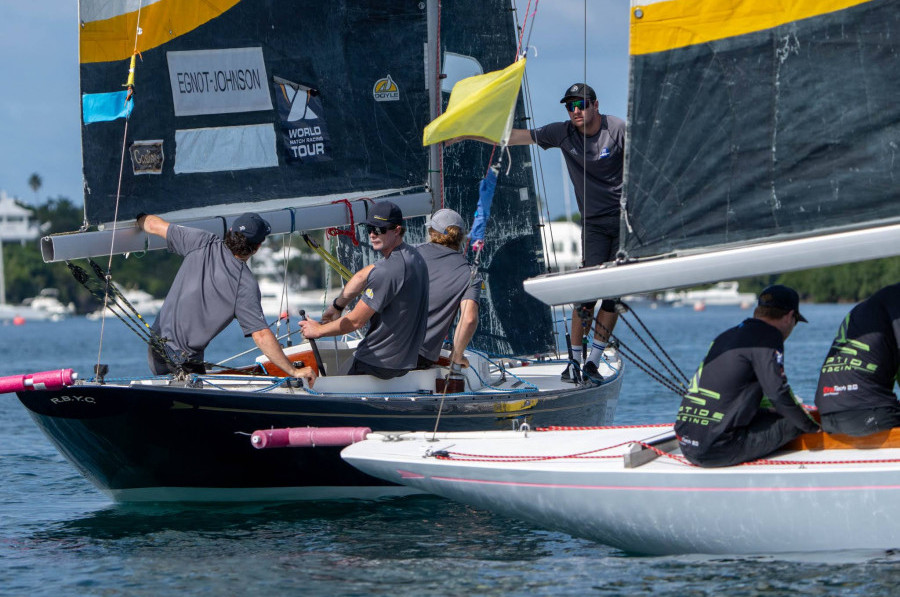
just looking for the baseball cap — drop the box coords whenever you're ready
[757,285,808,322]
[230,212,271,245]
[560,83,597,103]
[364,201,404,227]
[427,208,466,234]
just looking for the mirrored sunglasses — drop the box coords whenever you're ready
[565,99,591,112]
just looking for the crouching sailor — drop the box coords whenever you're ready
[815,282,900,436]
[138,212,316,385]
[674,285,821,467]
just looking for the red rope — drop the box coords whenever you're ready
[326,198,361,246]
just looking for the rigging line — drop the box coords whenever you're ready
[615,313,689,388]
[588,316,686,396]
[511,3,568,351]
[95,1,146,373]
[303,234,353,282]
[515,0,539,58]
[87,259,155,333]
[619,301,690,384]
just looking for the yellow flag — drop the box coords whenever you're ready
[423,58,526,146]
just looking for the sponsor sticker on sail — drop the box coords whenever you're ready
[274,78,332,164]
[373,75,400,102]
[129,140,164,175]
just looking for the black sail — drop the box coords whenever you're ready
[624,0,900,259]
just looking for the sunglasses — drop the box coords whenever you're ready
[365,224,397,236]
[565,99,592,112]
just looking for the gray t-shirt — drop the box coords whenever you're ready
[531,115,625,220]
[152,225,268,363]
[354,242,429,370]
[416,242,483,362]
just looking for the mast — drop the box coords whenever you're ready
[425,0,442,211]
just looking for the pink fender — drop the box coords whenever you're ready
[0,369,77,394]
[251,426,372,449]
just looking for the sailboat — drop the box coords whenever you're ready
[340,0,900,554]
[8,0,623,502]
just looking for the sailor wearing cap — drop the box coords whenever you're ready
[444,82,626,384]
[299,201,430,379]
[674,284,820,467]
[415,208,482,369]
[137,212,316,385]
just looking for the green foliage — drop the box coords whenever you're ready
[736,256,900,303]
[1,196,183,312]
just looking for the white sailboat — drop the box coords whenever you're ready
[340,0,900,553]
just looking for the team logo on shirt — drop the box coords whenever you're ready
[599,147,610,158]
[365,288,374,299]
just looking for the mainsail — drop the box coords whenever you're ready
[57,0,552,356]
[525,0,900,304]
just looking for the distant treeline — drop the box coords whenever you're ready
[4,197,899,313]
[739,258,900,304]
[2,197,324,313]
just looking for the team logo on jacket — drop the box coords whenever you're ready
[373,75,400,101]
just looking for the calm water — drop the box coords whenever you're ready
[2,304,900,595]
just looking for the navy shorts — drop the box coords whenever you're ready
[580,215,619,313]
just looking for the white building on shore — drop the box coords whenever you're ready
[0,191,41,307]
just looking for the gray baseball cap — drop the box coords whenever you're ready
[427,208,466,234]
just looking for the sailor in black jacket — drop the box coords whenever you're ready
[675,285,821,467]
[815,282,900,436]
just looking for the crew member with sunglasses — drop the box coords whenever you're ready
[320,208,482,374]
[674,285,820,467]
[299,201,429,379]
[448,83,624,384]
[814,282,900,436]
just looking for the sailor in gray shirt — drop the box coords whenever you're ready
[321,207,481,375]
[138,212,316,385]
[415,208,482,368]
[299,201,429,379]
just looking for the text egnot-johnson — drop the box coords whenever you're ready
[176,69,263,94]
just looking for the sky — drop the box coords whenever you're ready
[0,1,629,219]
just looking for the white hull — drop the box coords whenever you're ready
[342,424,900,555]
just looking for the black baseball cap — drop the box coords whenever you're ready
[758,285,807,322]
[364,201,404,227]
[230,212,271,245]
[560,83,597,103]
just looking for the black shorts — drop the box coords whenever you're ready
[580,215,619,313]
[821,406,900,436]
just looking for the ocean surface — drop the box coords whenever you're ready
[2,303,900,595]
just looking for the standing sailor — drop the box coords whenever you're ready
[447,83,625,383]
